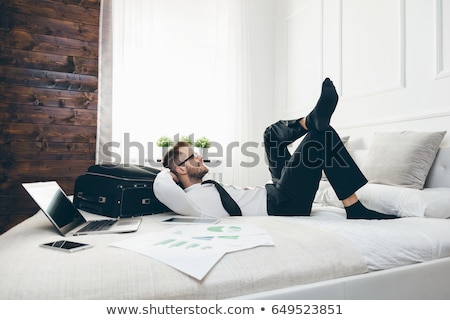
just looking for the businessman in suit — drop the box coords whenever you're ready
[154,78,397,220]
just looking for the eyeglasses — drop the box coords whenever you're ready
[177,153,197,167]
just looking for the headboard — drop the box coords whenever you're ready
[425,147,450,188]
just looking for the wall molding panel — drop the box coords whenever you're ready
[340,0,406,99]
[285,0,324,114]
[436,0,450,79]
[336,108,450,130]
[275,0,450,146]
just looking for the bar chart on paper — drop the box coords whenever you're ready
[111,224,274,280]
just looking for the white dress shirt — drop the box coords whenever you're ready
[154,168,268,218]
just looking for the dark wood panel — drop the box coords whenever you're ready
[0,84,98,109]
[0,212,36,235]
[3,11,99,42]
[0,195,39,215]
[0,103,97,126]
[0,178,76,200]
[0,171,81,230]
[0,0,100,234]
[2,0,100,26]
[1,140,95,159]
[7,160,94,179]
[60,0,101,10]
[0,66,98,92]
[1,123,96,143]
[0,30,98,59]
[0,47,98,76]
[0,160,94,193]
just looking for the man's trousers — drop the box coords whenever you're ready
[264,119,367,216]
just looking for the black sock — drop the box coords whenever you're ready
[306,78,339,131]
[345,201,398,220]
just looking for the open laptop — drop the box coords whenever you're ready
[22,181,142,236]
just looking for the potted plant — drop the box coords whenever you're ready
[181,135,194,146]
[194,136,211,159]
[156,136,173,158]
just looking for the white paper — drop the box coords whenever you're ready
[111,224,273,280]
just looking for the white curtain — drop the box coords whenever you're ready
[97,0,251,185]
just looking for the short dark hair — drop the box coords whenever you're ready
[162,141,191,172]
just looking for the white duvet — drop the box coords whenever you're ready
[290,205,450,271]
[1,207,450,299]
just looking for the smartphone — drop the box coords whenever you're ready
[40,240,92,253]
[160,216,220,224]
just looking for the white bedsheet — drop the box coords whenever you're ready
[292,205,450,271]
[0,211,368,300]
[1,206,450,299]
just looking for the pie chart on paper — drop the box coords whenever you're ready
[207,225,242,233]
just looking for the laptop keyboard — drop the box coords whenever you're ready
[78,219,116,232]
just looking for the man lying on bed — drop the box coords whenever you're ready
[154,78,397,220]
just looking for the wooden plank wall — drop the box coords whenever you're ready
[0,0,100,234]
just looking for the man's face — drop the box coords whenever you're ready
[178,146,209,180]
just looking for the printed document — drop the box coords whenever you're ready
[111,224,273,280]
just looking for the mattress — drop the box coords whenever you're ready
[1,206,450,300]
[292,206,450,271]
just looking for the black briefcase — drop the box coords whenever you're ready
[73,164,170,218]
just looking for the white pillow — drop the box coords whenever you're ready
[314,180,344,208]
[362,131,446,189]
[357,184,450,218]
[314,181,450,218]
[423,192,450,219]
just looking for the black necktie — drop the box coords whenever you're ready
[201,180,242,216]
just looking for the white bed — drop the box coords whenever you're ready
[0,146,449,300]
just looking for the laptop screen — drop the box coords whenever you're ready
[23,181,86,234]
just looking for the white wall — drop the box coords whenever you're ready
[239,0,276,186]
[212,0,450,186]
[114,0,450,187]
[104,0,276,187]
[273,0,450,150]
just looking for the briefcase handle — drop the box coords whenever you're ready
[77,192,106,204]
